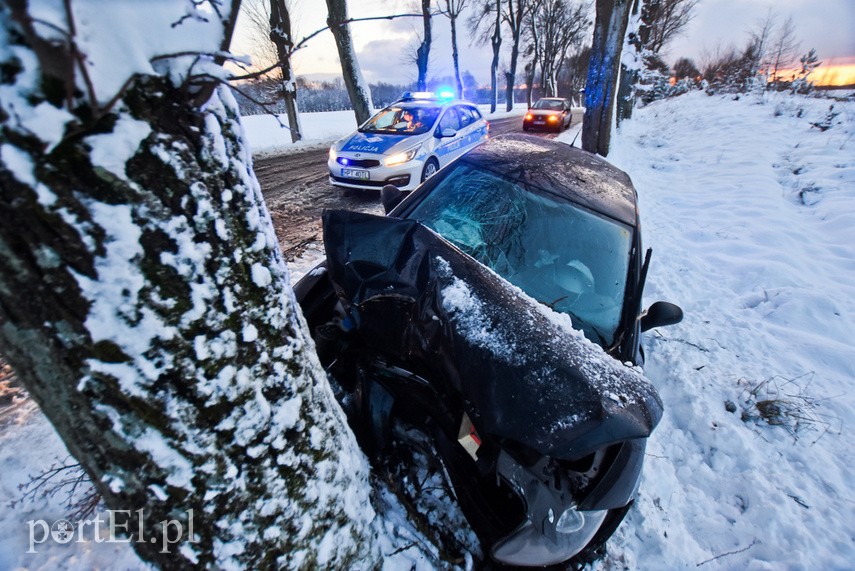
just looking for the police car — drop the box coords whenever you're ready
[328,91,489,192]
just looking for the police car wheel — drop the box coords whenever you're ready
[421,158,439,182]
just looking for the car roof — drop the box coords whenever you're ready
[460,134,638,226]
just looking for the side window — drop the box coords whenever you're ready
[438,108,461,133]
[469,106,483,121]
[457,106,475,128]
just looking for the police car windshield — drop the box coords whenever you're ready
[361,105,441,136]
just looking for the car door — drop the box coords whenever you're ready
[434,107,463,167]
[457,105,488,152]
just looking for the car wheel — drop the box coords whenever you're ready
[421,158,439,182]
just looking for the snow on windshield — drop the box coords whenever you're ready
[410,164,632,347]
[435,256,652,415]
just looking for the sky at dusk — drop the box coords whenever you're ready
[232,0,855,87]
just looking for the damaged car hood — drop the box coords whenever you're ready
[322,210,662,459]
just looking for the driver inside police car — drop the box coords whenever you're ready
[402,109,422,132]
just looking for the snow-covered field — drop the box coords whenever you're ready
[582,90,855,570]
[2,90,853,569]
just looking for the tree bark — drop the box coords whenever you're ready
[582,0,633,156]
[449,9,465,98]
[270,0,303,142]
[326,0,374,124]
[617,0,642,125]
[416,0,432,91]
[503,0,526,112]
[525,61,535,107]
[0,3,377,568]
[490,0,503,113]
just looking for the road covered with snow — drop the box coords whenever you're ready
[1,90,853,569]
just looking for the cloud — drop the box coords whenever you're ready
[667,0,855,64]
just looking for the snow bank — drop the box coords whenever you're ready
[571,91,855,570]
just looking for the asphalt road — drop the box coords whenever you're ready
[255,114,567,260]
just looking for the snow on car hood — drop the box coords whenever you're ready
[340,131,412,155]
[322,210,662,460]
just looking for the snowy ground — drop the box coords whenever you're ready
[2,90,854,569]
[570,90,855,570]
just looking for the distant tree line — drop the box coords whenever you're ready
[623,5,823,110]
[231,55,591,118]
[233,0,593,127]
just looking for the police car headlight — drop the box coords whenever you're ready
[385,145,420,167]
[329,147,338,160]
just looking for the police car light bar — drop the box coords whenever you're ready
[400,91,436,100]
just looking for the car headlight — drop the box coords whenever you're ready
[490,509,607,566]
[385,145,420,167]
[491,450,609,566]
[548,115,558,122]
[525,113,533,120]
[329,147,338,160]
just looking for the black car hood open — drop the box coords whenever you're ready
[322,210,662,459]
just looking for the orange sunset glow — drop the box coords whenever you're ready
[771,56,855,88]
[808,62,855,87]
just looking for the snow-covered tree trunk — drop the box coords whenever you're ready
[270,0,303,142]
[0,2,377,568]
[617,0,642,125]
[326,0,374,125]
[582,0,633,156]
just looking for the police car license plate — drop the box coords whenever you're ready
[341,168,369,180]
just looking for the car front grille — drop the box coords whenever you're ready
[337,158,381,168]
[331,174,411,188]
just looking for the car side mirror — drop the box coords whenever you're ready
[436,128,457,138]
[640,301,683,332]
[381,184,403,214]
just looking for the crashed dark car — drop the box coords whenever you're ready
[295,135,683,567]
